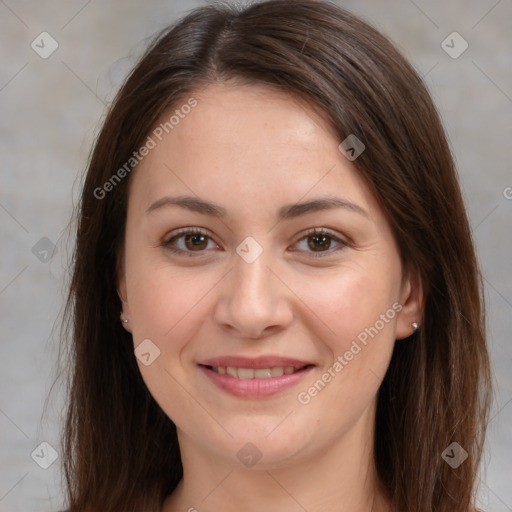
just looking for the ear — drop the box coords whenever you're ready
[116,249,132,333]
[395,269,424,340]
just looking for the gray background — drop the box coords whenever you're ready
[0,1,511,511]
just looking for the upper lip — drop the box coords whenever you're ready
[199,355,315,369]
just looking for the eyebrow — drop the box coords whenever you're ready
[145,194,369,219]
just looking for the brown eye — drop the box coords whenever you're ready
[164,229,219,255]
[292,228,347,257]
[184,233,208,251]
[307,234,332,251]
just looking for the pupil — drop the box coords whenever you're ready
[308,234,330,251]
[185,234,207,250]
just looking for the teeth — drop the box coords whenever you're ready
[254,369,272,379]
[226,366,238,378]
[237,368,255,379]
[270,367,284,377]
[211,365,304,378]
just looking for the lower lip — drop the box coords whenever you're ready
[198,365,315,398]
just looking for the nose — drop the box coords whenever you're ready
[213,249,294,340]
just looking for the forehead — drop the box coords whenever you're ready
[128,83,376,219]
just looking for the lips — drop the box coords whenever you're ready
[199,355,314,369]
[209,365,301,379]
[198,355,316,398]
[199,355,314,379]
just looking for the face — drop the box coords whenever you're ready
[118,83,420,469]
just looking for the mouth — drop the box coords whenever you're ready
[197,360,316,398]
[201,364,314,379]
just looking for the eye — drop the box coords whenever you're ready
[163,228,220,256]
[291,228,348,257]
[162,227,348,258]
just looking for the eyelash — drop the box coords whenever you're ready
[162,227,349,258]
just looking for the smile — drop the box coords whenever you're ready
[208,365,307,379]
[198,364,315,398]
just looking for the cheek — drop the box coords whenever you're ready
[125,257,220,424]
[129,270,220,350]
[124,234,218,341]
[296,264,400,350]
[291,262,400,412]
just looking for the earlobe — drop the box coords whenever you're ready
[117,286,132,333]
[395,272,424,340]
[116,253,132,332]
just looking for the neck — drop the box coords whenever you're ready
[162,403,390,512]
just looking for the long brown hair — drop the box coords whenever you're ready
[61,1,492,510]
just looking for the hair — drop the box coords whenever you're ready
[61,1,492,511]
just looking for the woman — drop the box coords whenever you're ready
[61,1,491,511]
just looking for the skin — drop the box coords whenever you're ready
[118,83,423,512]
